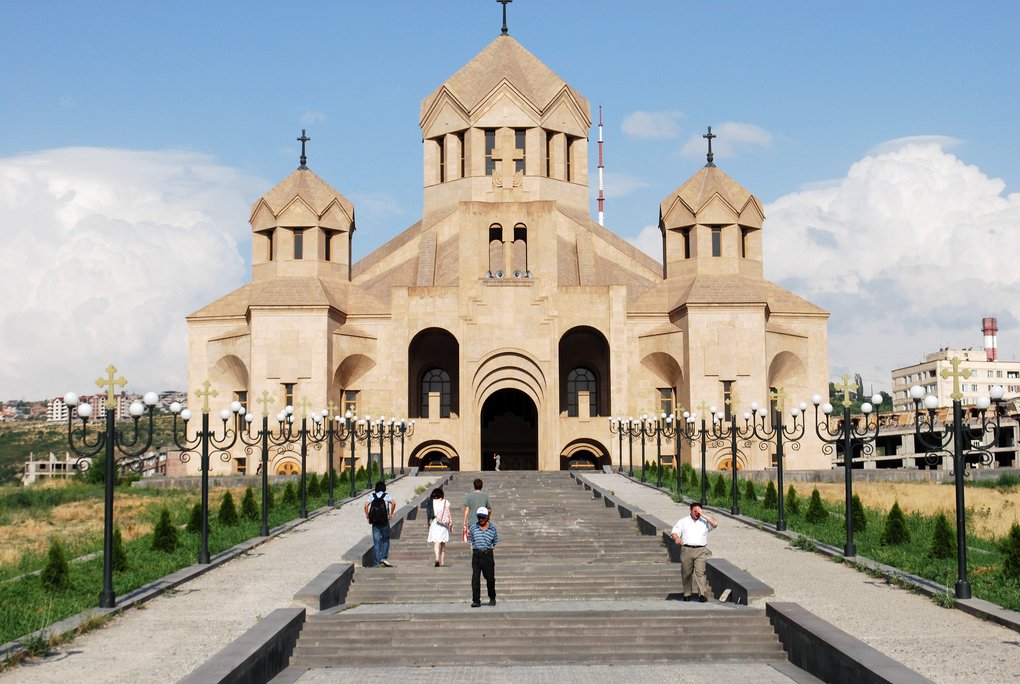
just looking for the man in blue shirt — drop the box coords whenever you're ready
[467,506,499,607]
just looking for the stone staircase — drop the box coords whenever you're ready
[289,471,788,667]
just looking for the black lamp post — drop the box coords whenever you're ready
[658,412,679,493]
[65,366,158,608]
[679,402,717,506]
[398,419,415,474]
[707,397,754,516]
[169,380,243,564]
[379,418,397,478]
[609,418,627,472]
[813,374,885,557]
[749,388,807,532]
[236,390,292,536]
[908,364,1004,599]
[305,402,348,507]
[637,415,657,482]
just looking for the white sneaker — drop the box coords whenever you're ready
[380,559,393,567]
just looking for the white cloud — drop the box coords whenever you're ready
[600,171,652,199]
[626,225,662,260]
[764,139,1020,391]
[681,121,772,159]
[621,110,684,139]
[349,191,403,221]
[0,148,266,399]
[868,135,962,156]
[300,110,327,125]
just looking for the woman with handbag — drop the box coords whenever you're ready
[427,487,452,567]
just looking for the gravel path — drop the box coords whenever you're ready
[597,474,1020,684]
[0,476,439,684]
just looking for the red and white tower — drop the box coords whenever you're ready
[597,104,605,226]
[983,316,999,361]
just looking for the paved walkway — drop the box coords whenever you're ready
[598,474,1020,684]
[0,476,440,684]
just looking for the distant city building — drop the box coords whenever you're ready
[891,348,1020,411]
[22,452,86,485]
[47,397,70,422]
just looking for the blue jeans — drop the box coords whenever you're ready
[372,523,391,565]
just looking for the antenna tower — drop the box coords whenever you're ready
[597,105,605,226]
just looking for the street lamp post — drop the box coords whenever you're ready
[236,390,293,536]
[398,419,415,474]
[909,364,1004,599]
[679,402,716,506]
[707,397,754,516]
[169,380,243,563]
[813,374,885,557]
[65,366,158,608]
[659,412,679,493]
[749,388,807,531]
[609,418,627,473]
[637,415,657,482]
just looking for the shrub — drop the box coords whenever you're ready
[40,539,70,591]
[283,482,298,506]
[805,488,828,524]
[152,507,180,552]
[112,526,128,572]
[881,502,911,545]
[785,485,801,517]
[927,513,956,560]
[1002,522,1020,581]
[712,473,727,499]
[241,487,259,521]
[743,479,757,501]
[850,494,868,532]
[307,472,321,498]
[186,503,203,533]
[266,484,275,511]
[763,481,778,509]
[218,491,238,526]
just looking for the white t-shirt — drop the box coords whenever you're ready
[671,514,716,546]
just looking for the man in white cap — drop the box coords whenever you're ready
[467,506,499,607]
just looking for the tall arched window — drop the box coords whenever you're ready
[420,368,451,419]
[567,367,597,417]
[488,224,503,275]
[512,223,527,275]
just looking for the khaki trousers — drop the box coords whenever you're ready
[681,545,712,597]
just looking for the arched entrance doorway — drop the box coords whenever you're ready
[480,388,538,470]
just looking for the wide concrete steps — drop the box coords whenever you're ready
[290,608,786,667]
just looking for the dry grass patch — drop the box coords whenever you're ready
[812,481,1019,538]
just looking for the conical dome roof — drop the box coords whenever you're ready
[250,168,354,231]
[660,165,764,229]
[421,35,589,117]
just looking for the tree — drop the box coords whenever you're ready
[307,472,321,498]
[152,507,180,552]
[712,473,727,499]
[785,485,801,516]
[805,488,828,524]
[743,479,757,502]
[186,503,203,533]
[283,481,298,506]
[881,501,911,545]
[112,526,128,572]
[927,513,955,560]
[850,494,868,532]
[763,481,778,509]
[41,538,70,591]
[218,491,238,526]
[1002,522,1020,581]
[240,487,259,521]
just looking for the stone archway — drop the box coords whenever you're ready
[480,388,538,470]
[560,439,610,471]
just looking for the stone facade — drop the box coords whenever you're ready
[186,35,830,475]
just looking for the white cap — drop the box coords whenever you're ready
[476,507,489,517]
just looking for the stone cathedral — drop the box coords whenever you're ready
[186,33,829,475]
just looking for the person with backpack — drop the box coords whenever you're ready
[427,487,452,567]
[364,481,396,567]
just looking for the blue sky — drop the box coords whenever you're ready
[2,1,1019,399]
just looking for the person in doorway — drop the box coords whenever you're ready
[468,507,499,606]
[462,478,492,537]
[364,481,396,567]
[670,502,719,602]
[427,487,452,566]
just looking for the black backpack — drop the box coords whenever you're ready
[368,493,388,525]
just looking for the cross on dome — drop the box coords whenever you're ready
[498,0,512,35]
[703,126,717,167]
[297,129,311,169]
